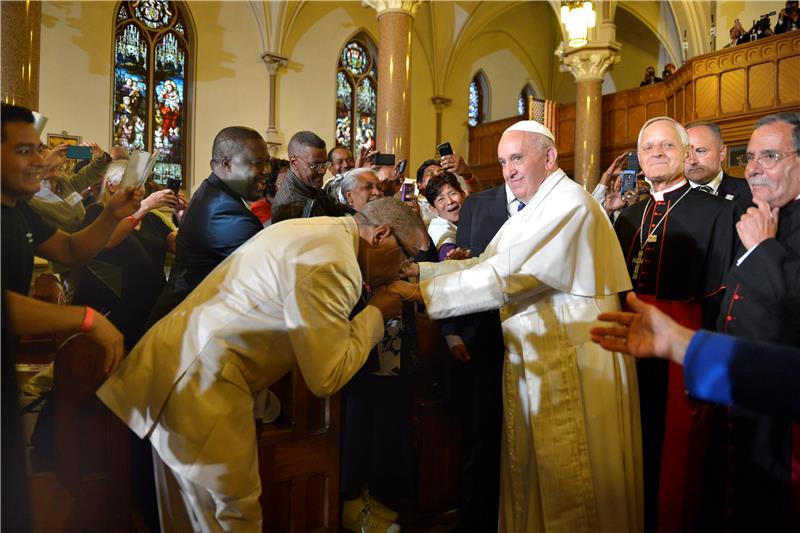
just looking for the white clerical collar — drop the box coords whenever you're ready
[650,178,687,202]
[505,183,524,217]
[688,170,723,194]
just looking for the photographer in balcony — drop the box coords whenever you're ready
[775,0,800,33]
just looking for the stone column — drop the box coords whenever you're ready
[261,52,288,156]
[559,45,619,190]
[364,0,421,162]
[1,0,41,109]
[431,96,451,146]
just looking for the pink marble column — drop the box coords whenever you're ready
[365,1,421,162]
[1,0,41,109]
[560,46,619,191]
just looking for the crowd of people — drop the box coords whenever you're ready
[724,1,799,48]
[2,100,799,533]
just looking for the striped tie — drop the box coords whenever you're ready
[697,185,713,194]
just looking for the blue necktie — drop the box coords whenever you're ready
[517,201,526,212]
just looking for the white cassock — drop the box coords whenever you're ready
[97,217,385,532]
[419,168,643,533]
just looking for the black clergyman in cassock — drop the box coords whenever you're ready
[712,197,800,533]
[614,180,738,533]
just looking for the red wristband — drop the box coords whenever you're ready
[80,306,94,333]
[126,215,140,226]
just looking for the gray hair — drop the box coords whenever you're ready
[287,130,326,155]
[637,116,690,149]
[755,112,800,152]
[685,121,724,147]
[356,197,426,250]
[339,167,376,199]
[100,160,129,204]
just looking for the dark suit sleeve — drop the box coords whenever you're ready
[684,330,800,420]
[702,202,739,328]
[437,196,479,338]
[206,202,262,256]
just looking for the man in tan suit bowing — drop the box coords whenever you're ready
[98,197,427,532]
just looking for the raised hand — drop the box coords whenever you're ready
[736,198,779,250]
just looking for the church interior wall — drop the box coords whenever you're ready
[187,0,269,191]
[39,1,115,161]
[36,0,683,193]
[277,2,378,159]
[608,6,663,93]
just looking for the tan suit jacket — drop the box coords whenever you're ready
[98,216,384,505]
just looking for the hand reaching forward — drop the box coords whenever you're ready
[590,292,694,365]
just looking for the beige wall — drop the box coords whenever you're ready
[39,1,269,193]
[610,6,663,92]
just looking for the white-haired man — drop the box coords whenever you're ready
[396,120,642,533]
[614,116,738,533]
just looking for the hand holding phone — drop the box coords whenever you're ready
[619,152,640,195]
[437,142,454,157]
[374,153,396,166]
[66,145,93,160]
[166,178,182,194]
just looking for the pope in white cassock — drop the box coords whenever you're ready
[399,121,643,533]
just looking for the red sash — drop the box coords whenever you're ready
[636,295,709,533]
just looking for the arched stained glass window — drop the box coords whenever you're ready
[468,71,489,127]
[336,34,377,153]
[112,1,191,186]
[518,84,536,117]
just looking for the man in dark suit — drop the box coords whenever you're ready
[146,126,268,326]
[440,183,509,532]
[685,121,753,212]
[714,111,800,533]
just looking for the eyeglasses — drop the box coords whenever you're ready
[296,156,330,173]
[392,231,417,262]
[737,151,798,169]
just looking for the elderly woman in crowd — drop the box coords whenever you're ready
[72,160,178,350]
[424,172,469,261]
[339,167,383,211]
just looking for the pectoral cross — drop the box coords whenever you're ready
[632,249,644,281]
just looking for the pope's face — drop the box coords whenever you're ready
[1,121,45,204]
[638,120,687,187]
[498,130,552,202]
[745,121,800,209]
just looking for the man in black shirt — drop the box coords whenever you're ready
[1,103,140,370]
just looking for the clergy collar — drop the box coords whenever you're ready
[688,170,723,194]
[650,178,688,202]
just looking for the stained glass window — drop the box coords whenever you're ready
[335,35,377,153]
[518,84,536,117]
[113,1,191,186]
[468,71,489,127]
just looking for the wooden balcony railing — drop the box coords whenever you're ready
[469,31,800,187]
